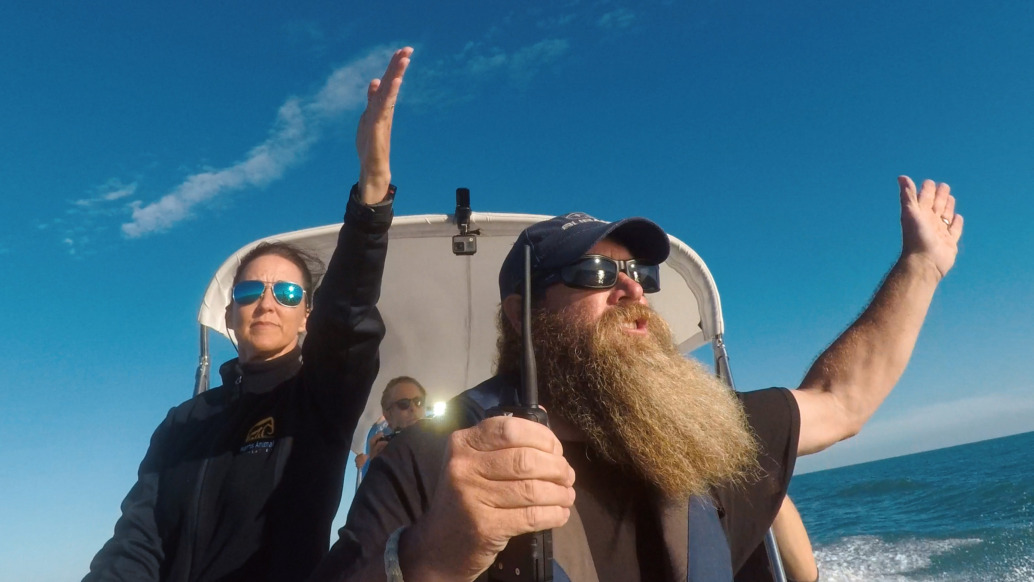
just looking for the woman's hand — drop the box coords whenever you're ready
[356,47,413,205]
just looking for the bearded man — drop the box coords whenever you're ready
[312,176,962,582]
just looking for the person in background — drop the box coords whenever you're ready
[380,377,428,435]
[359,376,428,474]
[84,47,413,582]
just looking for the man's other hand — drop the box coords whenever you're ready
[898,176,964,280]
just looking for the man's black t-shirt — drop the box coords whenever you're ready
[312,383,799,581]
[719,387,800,574]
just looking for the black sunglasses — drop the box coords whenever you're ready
[551,255,661,293]
[390,396,425,412]
[232,280,306,307]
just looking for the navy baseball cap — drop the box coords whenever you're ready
[498,212,670,300]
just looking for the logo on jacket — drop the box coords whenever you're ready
[241,416,276,454]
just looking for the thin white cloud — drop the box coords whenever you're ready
[103,186,135,202]
[121,46,396,238]
[466,51,508,75]
[284,20,325,44]
[309,50,393,117]
[597,8,635,29]
[58,220,101,257]
[396,5,590,107]
[796,389,1034,473]
[44,180,137,255]
[537,13,578,29]
[74,180,137,207]
[453,38,570,86]
[509,39,569,84]
[403,37,570,110]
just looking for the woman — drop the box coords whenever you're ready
[85,47,413,582]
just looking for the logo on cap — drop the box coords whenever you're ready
[560,213,605,230]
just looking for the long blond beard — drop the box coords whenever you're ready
[496,303,759,499]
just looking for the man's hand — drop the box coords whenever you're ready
[356,47,413,205]
[398,417,575,582]
[898,176,964,279]
[368,432,389,459]
[354,453,368,470]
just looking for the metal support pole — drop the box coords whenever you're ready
[712,334,788,582]
[194,325,211,396]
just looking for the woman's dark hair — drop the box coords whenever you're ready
[232,242,325,307]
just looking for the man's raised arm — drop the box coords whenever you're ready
[792,176,964,455]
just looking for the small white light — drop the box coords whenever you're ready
[432,401,447,417]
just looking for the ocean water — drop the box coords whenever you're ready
[789,431,1034,581]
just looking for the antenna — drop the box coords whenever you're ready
[521,244,538,407]
[486,243,553,581]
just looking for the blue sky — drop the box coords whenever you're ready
[3,1,1033,580]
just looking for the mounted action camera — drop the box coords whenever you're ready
[452,234,477,255]
[452,187,480,256]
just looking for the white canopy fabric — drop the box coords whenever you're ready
[197,212,725,454]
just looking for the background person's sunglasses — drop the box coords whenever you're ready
[232,280,306,307]
[559,255,661,293]
[390,396,425,412]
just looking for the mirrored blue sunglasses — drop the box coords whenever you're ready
[232,280,306,307]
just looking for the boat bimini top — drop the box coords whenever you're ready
[195,208,731,457]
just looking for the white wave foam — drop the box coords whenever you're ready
[1002,560,1034,582]
[814,535,981,581]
